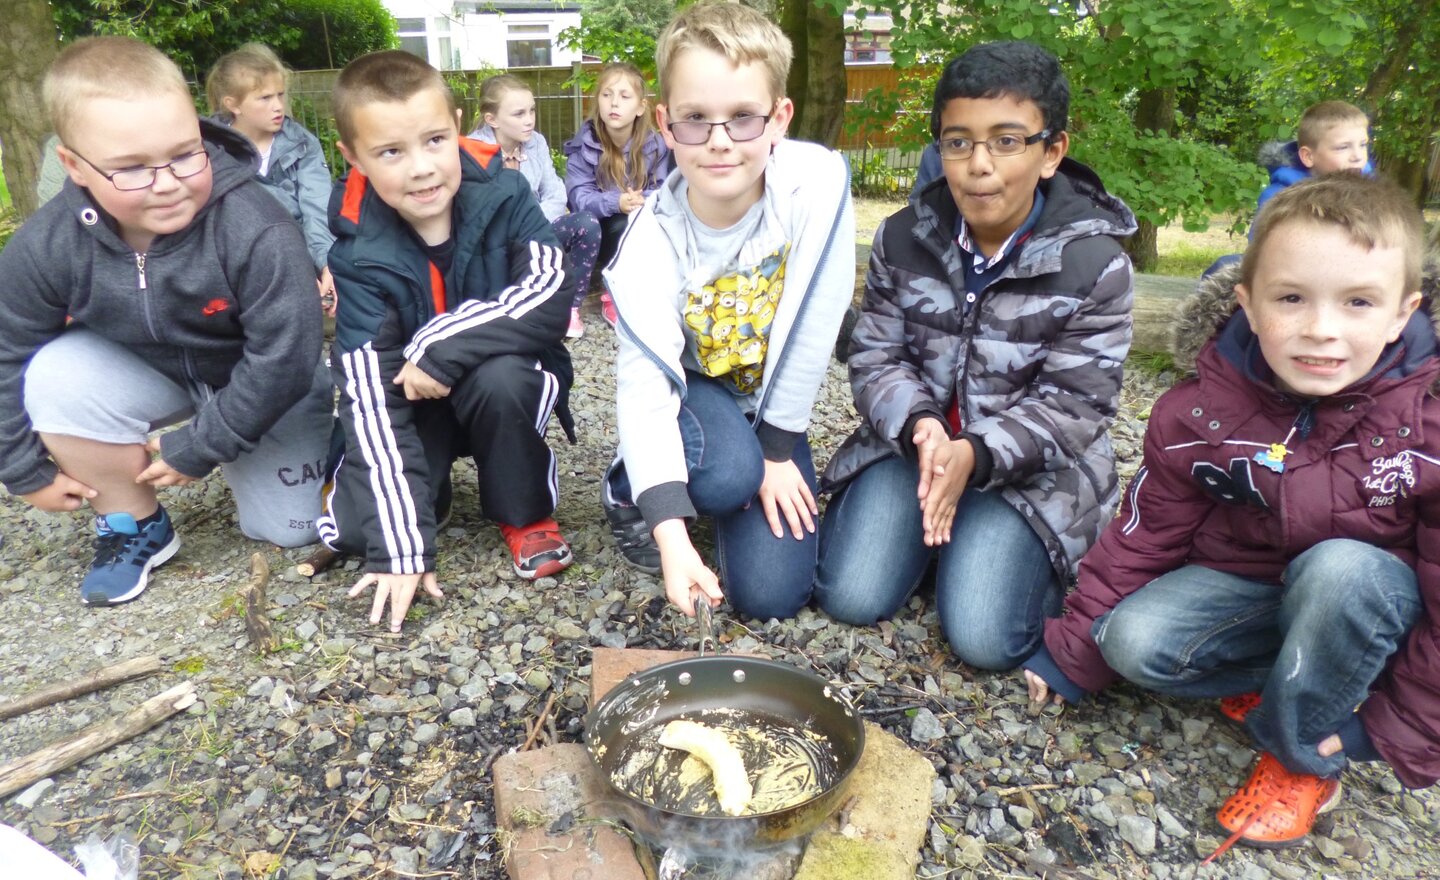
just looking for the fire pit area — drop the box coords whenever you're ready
[492,648,935,880]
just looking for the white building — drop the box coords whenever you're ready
[383,0,582,70]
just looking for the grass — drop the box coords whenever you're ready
[1152,238,1235,277]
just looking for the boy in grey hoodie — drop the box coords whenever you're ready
[0,37,329,607]
[603,2,855,621]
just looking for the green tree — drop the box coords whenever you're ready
[782,0,848,147]
[1,0,62,219]
[271,0,398,70]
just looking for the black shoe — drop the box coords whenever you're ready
[602,494,661,575]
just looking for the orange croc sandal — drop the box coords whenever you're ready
[1205,753,1340,862]
[1220,691,1263,724]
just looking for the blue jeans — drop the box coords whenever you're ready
[815,455,1060,670]
[613,373,817,621]
[1094,539,1420,777]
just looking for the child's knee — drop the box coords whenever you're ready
[1093,608,1166,681]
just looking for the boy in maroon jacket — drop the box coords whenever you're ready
[1022,174,1440,852]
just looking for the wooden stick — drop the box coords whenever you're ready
[520,692,558,752]
[240,552,278,653]
[296,546,341,578]
[0,682,197,798]
[0,655,163,721]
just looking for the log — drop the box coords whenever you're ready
[0,682,197,798]
[295,545,341,578]
[240,552,278,653]
[0,655,163,721]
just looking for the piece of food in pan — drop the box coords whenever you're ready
[658,719,753,816]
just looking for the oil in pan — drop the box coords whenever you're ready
[608,706,841,817]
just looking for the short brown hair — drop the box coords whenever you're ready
[655,1,792,104]
[206,43,289,115]
[478,74,531,120]
[1296,100,1368,150]
[332,50,456,145]
[1245,174,1424,294]
[44,37,191,145]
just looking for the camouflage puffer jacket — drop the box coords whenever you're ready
[822,159,1137,583]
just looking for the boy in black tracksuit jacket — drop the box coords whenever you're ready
[319,52,576,632]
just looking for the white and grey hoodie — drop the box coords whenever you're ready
[604,138,855,526]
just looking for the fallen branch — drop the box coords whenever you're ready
[240,552,278,653]
[296,545,341,578]
[0,681,197,798]
[520,692,558,752]
[0,655,163,721]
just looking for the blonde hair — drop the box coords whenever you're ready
[206,43,290,115]
[44,36,191,145]
[655,1,792,104]
[590,63,658,191]
[333,50,456,146]
[479,74,532,121]
[1245,174,1424,295]
[1296,100,1368,150]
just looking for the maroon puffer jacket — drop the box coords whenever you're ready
[1045,264,1440,788]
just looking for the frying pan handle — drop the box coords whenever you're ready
[693,594,716,656]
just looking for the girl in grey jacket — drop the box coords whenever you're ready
[207,44,337,314]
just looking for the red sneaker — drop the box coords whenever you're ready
[600,291,619,328]
[1220,691,1263,723]
[1206,753,1340,860]
[498,518,573,580]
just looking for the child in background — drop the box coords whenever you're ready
[563,62,671,328]
[604,2,855,620]
[471,74,602,339]
[817,42,1135,671]
[321,51,576,633]
[0,37,330,605]
[206,43,337,313]
[1023,174,1440,853]
[1256,100,1371,214]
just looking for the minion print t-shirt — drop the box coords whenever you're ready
[683,244,791,393]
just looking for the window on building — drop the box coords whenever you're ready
[397,17,428,60]
[507,24,552,67]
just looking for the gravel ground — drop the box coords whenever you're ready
[2,306,1439,880]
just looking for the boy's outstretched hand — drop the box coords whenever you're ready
[758,458,817,539]
[654,519,722,616]
[912,418,974,546]
[1024,669,1066,708]
[22,471,97,511]
[349,571,444,633]
[394,361,451,401]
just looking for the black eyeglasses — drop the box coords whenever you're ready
[937,130,1051,161]
[667,114,771,146]
[69,148,210,191]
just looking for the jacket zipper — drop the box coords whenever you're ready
[135,251,164,343]
[751,160,853,424]
[135,253,147,290]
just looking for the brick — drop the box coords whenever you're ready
[589,647,695,706]
[493,744,646,880]
[792,721,936,880]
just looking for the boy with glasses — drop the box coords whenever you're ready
[817,41,1136,671]
[602,1,855,620]
[0,37,330,605]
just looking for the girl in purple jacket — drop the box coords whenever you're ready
[562,63,671,328]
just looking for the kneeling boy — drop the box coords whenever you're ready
[1024,174,1440,851]
[321,51,576,632]
[0,37,330,606]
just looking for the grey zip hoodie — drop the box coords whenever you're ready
[0,120,321,495]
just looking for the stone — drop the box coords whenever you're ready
[14,778,54,809]
[449,707,476,728]
[492,744,645,880]
[794,722,936,880]
[1117,815,1157,855]
[1181,718,1211,745]
[909,708,946,743]
[414,723,440,745]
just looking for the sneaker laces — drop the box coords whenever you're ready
[90,531,131,569]
[1203,762,1317,865]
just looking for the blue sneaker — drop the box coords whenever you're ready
[80,509,180,606]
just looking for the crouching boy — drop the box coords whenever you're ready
[320,51,577,633]
[1023,174,1440,851]
[0,37,330,606]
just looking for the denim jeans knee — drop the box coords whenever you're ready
[679,375,765,516]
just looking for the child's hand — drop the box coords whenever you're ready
[619,190,644,214]
[1318,734,1342,757]
[318,267,337,317]
[21,472,97,511]
[912,417,949,500]
[758,458,817,539]
[654,519,722,616]
[137,438,195,487]
[1024,669,1066,707]
[920,437,974,546]
[394,361,451,401]
[348,570,444,633]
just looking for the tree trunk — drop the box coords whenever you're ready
[1124,86,1176,272]
[0,0,61,219]
[781,0,846,148]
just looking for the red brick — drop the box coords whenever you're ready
[590,647,695,706]
[493,744,647,880]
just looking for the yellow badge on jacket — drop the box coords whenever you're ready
[684,244,791,394]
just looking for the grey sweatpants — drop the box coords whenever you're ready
[24,328,332,547]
